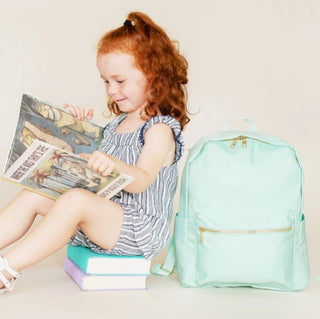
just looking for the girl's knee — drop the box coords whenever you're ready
[18,189,44,200]
[17,189,54,207]
[59,188,90,202]
[55,188,93,213]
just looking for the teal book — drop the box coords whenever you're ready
[67,245,151,275]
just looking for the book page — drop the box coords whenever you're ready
[4,93,104,172]
[2,140,133,200]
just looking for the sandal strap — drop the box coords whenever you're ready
[0,271,12,290]
[0,256,21,279]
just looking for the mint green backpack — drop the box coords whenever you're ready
[152,119,310,291]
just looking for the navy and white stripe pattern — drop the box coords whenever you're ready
[69,113,184,260]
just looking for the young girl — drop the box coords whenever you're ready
[0,11,188,294]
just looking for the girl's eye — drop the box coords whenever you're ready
[103,80,124,84]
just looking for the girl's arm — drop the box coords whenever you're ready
[85,123,175,193]
[115,122,175,193]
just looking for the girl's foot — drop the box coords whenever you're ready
[0,256,21,294]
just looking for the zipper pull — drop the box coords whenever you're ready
[230,137,239,149]
[230,136,247,149]
[241,137,247,148]
[199,227,205,243]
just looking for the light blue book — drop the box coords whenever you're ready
[67,245,151,275]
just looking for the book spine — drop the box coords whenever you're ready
[67,245,90,273]
[64,257,85,290]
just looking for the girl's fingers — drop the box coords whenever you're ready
[78,153,90,159]
[87,151,100,167]
[75,106,85,120]
[86,109,94,120]
[97,162,114,176]
[101,167,114,176]
[63,103,79,117]
[87,152,115,176]
[63,104,93,121]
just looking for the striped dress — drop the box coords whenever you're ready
[69,113,184,260]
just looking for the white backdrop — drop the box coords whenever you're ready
[0,0,319,273]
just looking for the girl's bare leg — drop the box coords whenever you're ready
[0,190,55,250]
[1,188,123,288]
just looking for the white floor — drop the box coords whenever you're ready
[1,244,320,319]
[0,181,319,319]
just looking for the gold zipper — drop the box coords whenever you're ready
[230,136,247,149]
[199,226,293,243]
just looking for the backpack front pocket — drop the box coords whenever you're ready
[195,221,295,289]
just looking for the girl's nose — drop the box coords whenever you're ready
[106,82,118,96]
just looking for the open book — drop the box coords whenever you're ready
[1,93,133,199]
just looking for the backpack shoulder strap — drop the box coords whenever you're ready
[151,237,176,276]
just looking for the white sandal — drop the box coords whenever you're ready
[0,256,21,294]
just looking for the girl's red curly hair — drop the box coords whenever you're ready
[97,12,189,129]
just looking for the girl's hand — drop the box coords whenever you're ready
[81,151,116,176]
[63,103,94,121]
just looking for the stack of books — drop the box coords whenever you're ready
[64,245,151,291]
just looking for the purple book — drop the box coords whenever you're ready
[64,258,148,291]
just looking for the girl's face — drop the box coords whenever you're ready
[96,52,148,116]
